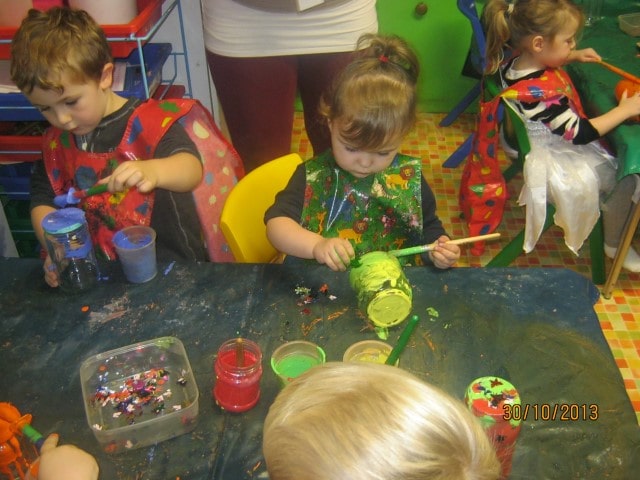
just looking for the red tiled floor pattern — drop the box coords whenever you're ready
[291,111,640,424]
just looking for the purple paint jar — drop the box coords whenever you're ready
[112,226,157,283]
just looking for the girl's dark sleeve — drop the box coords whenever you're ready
[263,163,306,224]
[421,175,447,243]
[419,175,448,266]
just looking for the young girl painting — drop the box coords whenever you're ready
[482,0,640,271]
[265,34,460,271]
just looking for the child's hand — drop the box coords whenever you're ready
[312,237,355,271]
[428,236,460,269]
[568,48,601,64]
[106,160,159,194]
[26,434,99,480]
[43,254,59,288]
[617,89,640,119]
[103,153,202,194]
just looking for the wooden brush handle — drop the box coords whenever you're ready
[389,233,501,257]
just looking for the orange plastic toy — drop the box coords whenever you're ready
[615,79,640,123]
[0,403,43,480]
[0,418,28,479]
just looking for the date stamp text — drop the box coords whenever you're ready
[503,403,599,422]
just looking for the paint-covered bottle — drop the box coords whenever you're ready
[349,251,412,328]
[213,338,262,413]
[464,377,522,478]
[41,208,99,293]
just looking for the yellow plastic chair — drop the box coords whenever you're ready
[220,153,303,263]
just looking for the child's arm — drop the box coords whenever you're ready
[420,178,460,269]
[564,48,640,133]
[266,216,355,271]
[31,205,59,288]
[589,89,640,136]
[104,152,202,194]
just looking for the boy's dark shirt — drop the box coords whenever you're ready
[30,98,207,262]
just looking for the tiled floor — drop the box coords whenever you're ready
[291,111,640,423]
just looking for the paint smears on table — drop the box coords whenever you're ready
[423,306,440,351]
[88,296,130,329]
[294,283,336,314]
[293,283,347,336]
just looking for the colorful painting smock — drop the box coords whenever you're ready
[301,150,422,258]
[459,68,586,255]
[44,99,243,261]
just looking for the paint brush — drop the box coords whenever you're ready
[236,337,245,367]
[385,314,420,366]
[598,61,640,84]
[349,233,501,268]
[53,183,109,208]
[387,232,501,258]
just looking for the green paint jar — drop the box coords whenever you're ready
[349,251,412,327]
[270,340,326,387]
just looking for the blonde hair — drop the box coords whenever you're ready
[483,0,584,74]
[319,34,419,151]
[263,362,501,480]
[10,7,112,94]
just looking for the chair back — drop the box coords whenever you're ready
[459,0,486,77]
[440,0,487,128]
[220,153,303,263]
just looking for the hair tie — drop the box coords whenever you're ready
[379,54,389,63]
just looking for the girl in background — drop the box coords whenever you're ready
[265,34,459,271]
[483,0,640,270]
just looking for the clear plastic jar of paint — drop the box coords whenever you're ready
[349,251,412,327]
[41,208,98,293]
[213,338,262,413]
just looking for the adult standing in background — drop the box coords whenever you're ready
[201,0,378,172]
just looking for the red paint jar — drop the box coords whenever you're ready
[213,338,262,413]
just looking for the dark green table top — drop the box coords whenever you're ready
[566,1,640,179]
[1,259,638,479]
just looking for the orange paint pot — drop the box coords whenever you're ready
[615,79,640,123]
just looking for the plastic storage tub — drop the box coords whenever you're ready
[80,336,199,453]
[0,0,165,59]
[619,13,640,37]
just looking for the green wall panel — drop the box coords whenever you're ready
[377,0,480,113]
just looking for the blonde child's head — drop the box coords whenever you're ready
[10,7,112,94]
[320,34,419,152]
[263,362,501,480]
[483,0,584,73]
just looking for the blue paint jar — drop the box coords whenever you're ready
[41,208,98,293]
